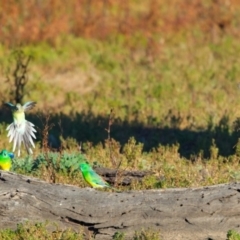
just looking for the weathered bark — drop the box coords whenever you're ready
[0,170,240,240]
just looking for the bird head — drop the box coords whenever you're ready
[15,103,22,111]
[0,150,14,159]
[79,162,90,172]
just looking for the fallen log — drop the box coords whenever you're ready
[0,170,240,240]
[94,166,153,185]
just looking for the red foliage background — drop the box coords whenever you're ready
[0,0,239,46]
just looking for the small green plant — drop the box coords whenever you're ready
[209,139,219,159]
[60,136,79,150]
[113,231,125,240]
[122,137,143,168]
[32,152,85,175]
[11,155,34,174]
[234,138,240,157]
[11,150,87,187]
[105,109,118,168]
[227,229,240,240]
[133,229,160,240]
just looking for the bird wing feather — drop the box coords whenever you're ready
[89,169,109,186]
[4,102,17,110]
[6,120,36,156]
[23,101,37,111]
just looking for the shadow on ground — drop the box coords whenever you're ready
[0,107,239,159]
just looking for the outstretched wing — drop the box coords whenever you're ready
[23,101,37,111]
[4,102,17,110]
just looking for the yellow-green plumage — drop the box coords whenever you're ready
[79,162,111,188]
[13,108,25,122]
[0,149,14,171]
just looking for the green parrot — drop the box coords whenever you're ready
[79,162,112,188]
[5,101,37,157]
[0,149,14,171]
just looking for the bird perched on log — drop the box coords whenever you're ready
[5,101,37,157]
[80,162,113,189]
[0,149,14,171]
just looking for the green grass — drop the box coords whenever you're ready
[0,221,85,240]
[1,33,240,124]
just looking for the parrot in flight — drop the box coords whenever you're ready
[5,101,37,157]
[0,149,14,171]
[79,162,112,188]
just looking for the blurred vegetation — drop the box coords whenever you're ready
[0,221,85,240]
[0,0,239,189]
[227,230,240,240]
[0,221,238,240]
[0,221,163,240]
[0,1,240,238]
[0,0,239,46]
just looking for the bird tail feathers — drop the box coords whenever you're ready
[6,120,36,156]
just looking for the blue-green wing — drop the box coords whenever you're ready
[5,102,17,110]
[89,169,110,187]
